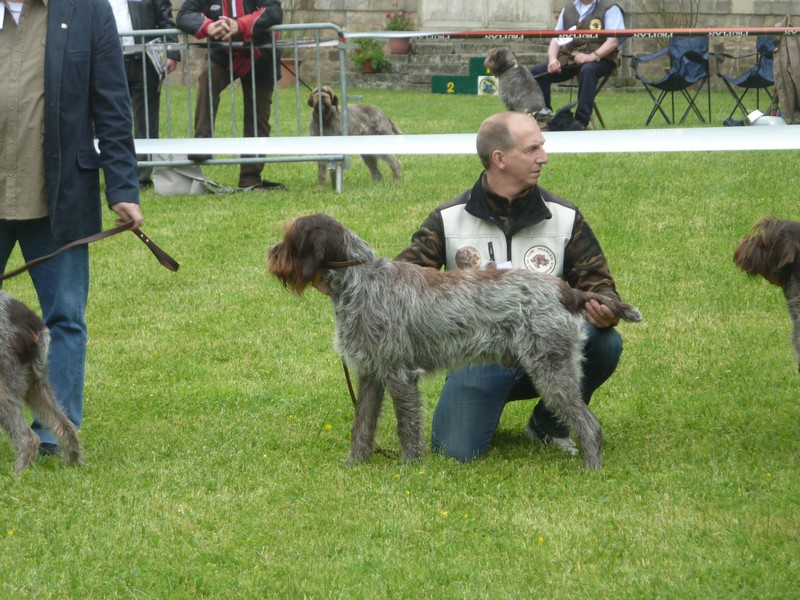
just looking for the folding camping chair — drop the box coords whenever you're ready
[715,35,778,121]
[627,36,712,125]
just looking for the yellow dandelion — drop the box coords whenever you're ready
[7,530,13,537]
[405,490,410,496]
[463,513,469,520]
[440,510,449,517]
[324,423,332,430]
[538,536,545,544]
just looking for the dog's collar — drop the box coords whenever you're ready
[325,259,364,268]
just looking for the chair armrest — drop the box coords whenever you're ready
[624,46,669,73]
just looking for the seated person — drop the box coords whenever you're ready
[530,0,625,129]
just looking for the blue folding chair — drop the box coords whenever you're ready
[627,36,712,125]
[715,35,777,120]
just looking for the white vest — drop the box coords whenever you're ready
[441,201,576,276]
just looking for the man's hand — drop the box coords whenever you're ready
[111,202,144,228]
[208,16,239,41]
[546,57,562,74]
[584,298,619,329]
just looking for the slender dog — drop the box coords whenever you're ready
[484,47,549,121]
[308,86,402,186]
[267,214,641,469]
[0,291,82,472]
[734,217,800,372]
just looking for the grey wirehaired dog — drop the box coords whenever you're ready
[0,291,82,472]
[734,217,800,372]
[308,86,402,186]
[484,47,549,121]
[267,214,642,469]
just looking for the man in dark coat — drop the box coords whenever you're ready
[0,0,142,454]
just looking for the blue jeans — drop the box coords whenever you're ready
[431,324,623,462]
[0,218,89,445]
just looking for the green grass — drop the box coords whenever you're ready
[0,87,798,598]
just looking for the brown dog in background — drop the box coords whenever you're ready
[0,291,82,471]
[734,217,800,372]
[308,86,402,186]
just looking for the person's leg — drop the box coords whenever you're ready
[530,63,579,110]
[432,363,532,462]
[13,219,89,447]
[574,59,616,126]
[530,323,623,437]
[129,62,162,184]
[193,59,230,139]
[238,75,278,188]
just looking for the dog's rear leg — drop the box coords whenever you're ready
[26,377,82,467]
[346,373,384,465]
[0,385,39,473]
[385,371,424,463]
[360,155,383,181]
[523,359,603,469]
[384,156,402,181]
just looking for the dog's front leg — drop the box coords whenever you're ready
[346,372,384,466]
[385,371,425,463]
[317,160,329,186]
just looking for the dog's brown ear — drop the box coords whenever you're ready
[308,88,320,108]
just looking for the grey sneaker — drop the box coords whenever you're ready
[525,422,579,457]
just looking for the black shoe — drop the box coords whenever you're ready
[188,154,212,162]
[38,443,59,457]
[139,179,153,190]
[244,180,286,191]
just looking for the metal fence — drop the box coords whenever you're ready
[116,23,355,191]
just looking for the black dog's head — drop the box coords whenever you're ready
[547,102,585,131]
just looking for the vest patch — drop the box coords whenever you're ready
[455,246,482,270]
[524,245,557,273]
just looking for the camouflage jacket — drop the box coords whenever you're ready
[395,174,620,301]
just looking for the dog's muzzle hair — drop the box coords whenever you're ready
[268,214,641,469]
[734,216,800,372]
[0,291,82,472]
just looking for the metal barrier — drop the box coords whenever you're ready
[115,23,355,192]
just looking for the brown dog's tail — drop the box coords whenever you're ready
[560,285,642,323]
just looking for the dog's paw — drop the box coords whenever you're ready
[345,449,372,466]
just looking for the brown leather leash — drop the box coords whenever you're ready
[0,221,179,282]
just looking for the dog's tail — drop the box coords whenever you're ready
[560,285,642,323]
[389,119,403,135]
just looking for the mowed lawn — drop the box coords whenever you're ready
[0,85,798,598]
